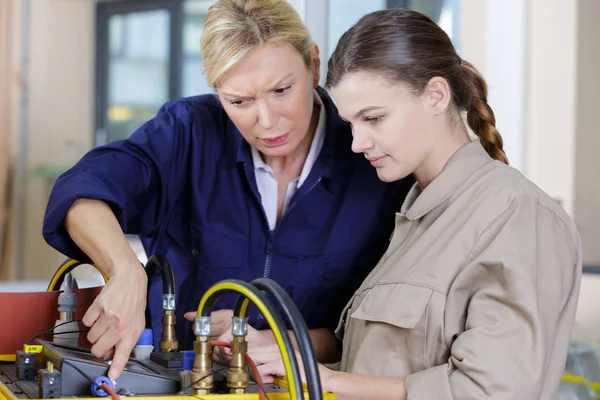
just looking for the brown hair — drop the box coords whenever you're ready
[201,0,313,87]
[326,8,508,164]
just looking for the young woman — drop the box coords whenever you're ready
[248,8,582,399]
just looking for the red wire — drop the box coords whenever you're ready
[101,383,119,400]
[210,340,231,348]
[210,340,268,400]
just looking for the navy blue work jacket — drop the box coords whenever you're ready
[43,88,413,350]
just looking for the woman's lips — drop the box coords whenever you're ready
[368,155,387,167]
[262,133,290,147]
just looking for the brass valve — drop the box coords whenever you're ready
[158,310,178,352]
[191,336,213,395]
[226,316,250,394]
[227,335,249,394]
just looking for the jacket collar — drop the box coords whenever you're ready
[399,139,494,220]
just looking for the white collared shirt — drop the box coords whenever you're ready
[251,92,326,230]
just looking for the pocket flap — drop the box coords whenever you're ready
[350,284,432,329]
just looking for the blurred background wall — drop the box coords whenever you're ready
[0,0,599,335]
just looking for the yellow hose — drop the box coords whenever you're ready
[0,259,110,364]
[0,261,108,364]
[47,258,108,291]
[197,281,300,400]
[562,373,600,393]
[239,297,251,317]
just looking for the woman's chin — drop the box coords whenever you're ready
[376,168,407,183]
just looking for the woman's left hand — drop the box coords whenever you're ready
[248,344,307,384]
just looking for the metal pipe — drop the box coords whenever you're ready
[16,0,30,280]
[0,0,15,278]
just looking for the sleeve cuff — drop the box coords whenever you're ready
[323,361,341,372]
[405,364,453,400]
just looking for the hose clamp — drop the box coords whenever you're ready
[231,317,248,337]
[163,294,176,311]
[194,316,211,336]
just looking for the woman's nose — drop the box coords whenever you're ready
[351,129,374,153]
[257,101,278,130]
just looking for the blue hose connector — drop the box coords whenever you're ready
[183,350,196,371]
[136,328,153,346]
[91,376,114,397]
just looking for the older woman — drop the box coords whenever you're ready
[42,0,412,379]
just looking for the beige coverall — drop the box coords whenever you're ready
[335,140,582,399]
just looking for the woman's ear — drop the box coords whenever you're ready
[311,44,321,87]
[425,76,452,115]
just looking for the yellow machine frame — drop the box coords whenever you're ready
[0,259,336,399]
[0,384,336,400]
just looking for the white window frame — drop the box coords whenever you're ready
[289,0,328,85]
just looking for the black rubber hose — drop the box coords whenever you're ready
[144,255,176,329]
[205,279,304,400]
[249,278,322,400]
[145,255,176,295]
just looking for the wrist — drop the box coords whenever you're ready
[318,364,335,391]
[103,253,145,280]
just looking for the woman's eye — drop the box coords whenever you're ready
[230,99,248,106]
[364,116,382,124]
[274,86,291,95]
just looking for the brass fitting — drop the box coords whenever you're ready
[190,336,213,395]
[159,310,179,352]
[227,335,250,394]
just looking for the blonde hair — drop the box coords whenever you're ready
[201,0,313,87]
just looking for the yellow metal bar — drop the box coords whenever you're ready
[0,381,19,400]
[0,355,15,362]
[195,393,336,399]
[1,380,335,400]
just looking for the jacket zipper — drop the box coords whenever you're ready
[264,232,274,278]
[244,162,323,279]
[281,177,323,220]
[265,177,323,278]
[243,164,274,278]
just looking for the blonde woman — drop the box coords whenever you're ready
[42,0,412,379]
[248,8,582,399]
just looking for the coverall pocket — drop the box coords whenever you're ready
[349,283,433,373]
